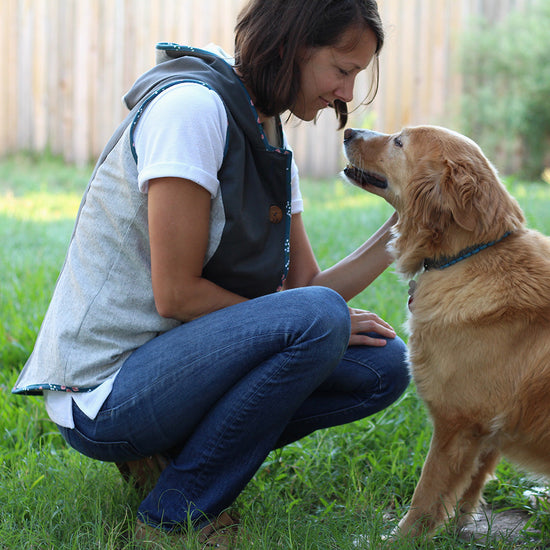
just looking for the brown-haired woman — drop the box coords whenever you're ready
[13,0,408,547]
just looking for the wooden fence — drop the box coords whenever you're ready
[0,0,533,177]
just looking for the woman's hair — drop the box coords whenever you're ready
[234,0,384,129]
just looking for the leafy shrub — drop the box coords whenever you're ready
[459,1,550,178]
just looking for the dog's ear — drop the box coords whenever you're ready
[403,159,452,237]
[441,148,525,237]
[401,152,490,237]
[440,158,479,232]
[393,160,451,275]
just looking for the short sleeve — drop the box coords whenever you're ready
[281,133,303,214]
[133,82,229,196]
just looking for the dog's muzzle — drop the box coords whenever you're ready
[343,129,389,189]
[343,165,388,189]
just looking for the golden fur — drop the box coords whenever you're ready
[344,125,550,538]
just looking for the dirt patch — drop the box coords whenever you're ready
[459,505,539,545]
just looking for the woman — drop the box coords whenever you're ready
[14,0,409,546]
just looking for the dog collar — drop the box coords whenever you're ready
[423,231,512,271]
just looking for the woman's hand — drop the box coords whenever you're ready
[348,307,396,347]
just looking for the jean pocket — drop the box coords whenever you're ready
[58,424,144,463]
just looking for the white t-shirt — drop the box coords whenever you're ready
[134,81,303,210]
[45,81,303,429]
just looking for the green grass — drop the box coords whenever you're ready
[1,153,550,548]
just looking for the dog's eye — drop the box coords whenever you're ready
[394,136,403,148]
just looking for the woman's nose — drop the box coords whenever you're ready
[335,77,355,103]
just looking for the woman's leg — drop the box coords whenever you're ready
[59,286,352,527]
[275,333,410,447]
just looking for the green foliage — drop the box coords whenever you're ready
[1,156,550,548]
[459,1,550,178]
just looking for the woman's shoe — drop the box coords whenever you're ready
[135,511,241,549]
[198,511,241,548]
[116,453,170,496]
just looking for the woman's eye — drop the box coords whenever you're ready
[394,136,403,148]
[339,68,350,77]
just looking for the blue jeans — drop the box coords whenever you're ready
[58,286,409,529]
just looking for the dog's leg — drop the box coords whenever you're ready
[456,447,500,522]
[394,422,485,539]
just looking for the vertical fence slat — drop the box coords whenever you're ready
[60,1,75,162]
[377,0,401,133]
[46,0,60,156]
[0,0,17,154]
[73,0,91,165]
[399,0,417,127]
[88,0,101,158]
[31,0,48,151]
[17,0,33,150]
[415,0,436,125]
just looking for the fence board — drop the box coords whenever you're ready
[0,0,17,154]
[0,0,533,176]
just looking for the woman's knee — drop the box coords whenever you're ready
[284,286,351,343]
[382,335,411,398]
[270,286,351,377]
[345,334,410,404]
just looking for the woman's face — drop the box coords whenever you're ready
[293,26,378,122]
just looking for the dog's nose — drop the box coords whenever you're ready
[343,128,357,143]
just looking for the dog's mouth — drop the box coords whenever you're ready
[344,165,388,189]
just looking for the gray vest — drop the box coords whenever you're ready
[13,44,292,395]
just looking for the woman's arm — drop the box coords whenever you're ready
[284,211,397,301]
[148,177,247,322]
[284,211,398,346]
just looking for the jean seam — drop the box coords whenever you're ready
[97,330,292,419]
[183,348,298,500]
[345,356,383,394]
[280,357,384,427]
[288,394,374,424]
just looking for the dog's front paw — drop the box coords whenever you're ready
[381,527,401,543]
[392,511,439,540]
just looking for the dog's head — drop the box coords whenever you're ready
[343,126,525,277]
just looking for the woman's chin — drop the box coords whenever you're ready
[290,107,325,123]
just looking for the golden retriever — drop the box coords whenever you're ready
[343,125,550,539]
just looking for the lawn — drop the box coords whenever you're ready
[1,154,549,549]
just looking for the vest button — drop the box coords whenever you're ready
[269,205,283,224]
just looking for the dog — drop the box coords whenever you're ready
[343,125,550,539]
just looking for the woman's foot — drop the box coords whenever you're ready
[135,511,241,549]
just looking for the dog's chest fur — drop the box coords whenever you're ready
[404,235,550,422]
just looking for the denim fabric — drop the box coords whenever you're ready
[58,286,409,529]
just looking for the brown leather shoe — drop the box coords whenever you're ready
[116,454,170,496]
[198,511,241,548]
[135,511,241,549]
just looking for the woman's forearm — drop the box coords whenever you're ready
[309,213,397,302]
